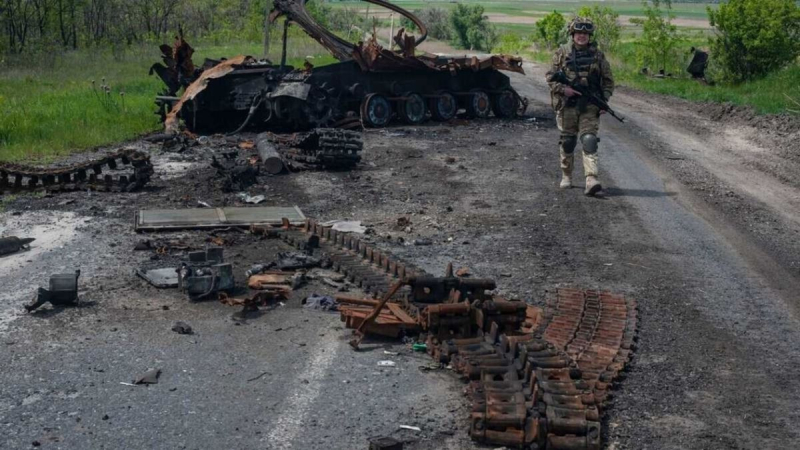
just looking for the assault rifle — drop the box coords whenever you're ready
[548,71,625,123]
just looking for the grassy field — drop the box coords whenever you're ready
[0,37,336,162]
[333,0,714,20]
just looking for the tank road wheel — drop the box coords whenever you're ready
[465,89,491,119]
[360,93,392,128]
[429,91,458,122]
[492,89,519,118]
[398,92,427,125]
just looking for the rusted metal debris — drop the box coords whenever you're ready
[0,149,153,194]
[275,219,638,450]
[154,0,527,134]
[0,236,35,256]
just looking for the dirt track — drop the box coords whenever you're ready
[1,62,800,449]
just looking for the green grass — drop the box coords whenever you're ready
[333,0,714,20]
[0,36,337,163]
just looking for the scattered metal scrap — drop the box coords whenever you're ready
[178,247,234,300]
[0,149,153,194]
[25,270,81,312]
[261,128,364,171]
[154,0,527,134]
[274,219,638,450]
[0,236,35,256]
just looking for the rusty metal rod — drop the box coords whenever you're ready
[349,280,405,350]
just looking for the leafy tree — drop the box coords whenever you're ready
[575,5,621,53]
[708,0,800,82]
[630,0,684,74]
[402,8,451,41]
[534,11,566,50]
[449,4,496,51]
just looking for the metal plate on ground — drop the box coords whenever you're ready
[135,206,306,231]
[136,268,179,288]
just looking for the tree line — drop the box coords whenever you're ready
[0,0,269,55]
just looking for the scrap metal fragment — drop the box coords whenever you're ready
[0,237,35,256]
[25,270,80,312]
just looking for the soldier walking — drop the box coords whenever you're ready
[546,17,614,196]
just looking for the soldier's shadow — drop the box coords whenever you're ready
[602,187,676,198]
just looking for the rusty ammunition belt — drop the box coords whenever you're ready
[0,149,153,194]
[271,128,363,171]
[279,219,637,450]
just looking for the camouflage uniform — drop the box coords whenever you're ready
[546,29,614,194]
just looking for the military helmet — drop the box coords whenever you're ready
[569,17,595,35]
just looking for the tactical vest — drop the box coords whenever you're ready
[563,44,602,108]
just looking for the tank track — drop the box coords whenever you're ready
[0,149,154,194]
[278,219,637,450]
[274,128,363,171]
[279,219,429,299]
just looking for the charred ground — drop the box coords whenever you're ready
[1,69,800,449]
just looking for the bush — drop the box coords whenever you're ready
[402,8,452,41]
[630,1,684,74]
[534,11,566,50]
[708,0,800,82]
[492,34,529,55]
[575,6,621,53]
[449,4,497,51]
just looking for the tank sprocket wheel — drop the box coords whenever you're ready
[465,89,491,119]
[491,89,519,118]
[398,92,427,125]
[360,93,392,128]
[429,91,458,122]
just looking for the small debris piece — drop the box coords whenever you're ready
[455,267,470,277]
[303,294,337,311]
[237,193,266,204]
[412,343,427,352]
[369,436,403,450]
[25,270,81,312]
[133,368,161,385]
[329,220,367,234]
[0,236,35,256]
[399,425,421,432]
[136,268,179,288]
[413,238,432,246]
[171,321,194,335]
[377,360,396,367]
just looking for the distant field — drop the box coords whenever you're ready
[333,0,714,20]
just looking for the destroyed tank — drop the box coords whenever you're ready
[151,0,527,134]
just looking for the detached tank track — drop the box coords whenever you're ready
[279,128,363,170]
[0,149,154,194]
[278,220,637,450]
[280,219,429,299]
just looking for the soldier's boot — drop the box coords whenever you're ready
[583,152,602,196]
[559,136,577,189]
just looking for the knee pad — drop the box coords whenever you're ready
[561,135,578,154]
[581,133,598,154]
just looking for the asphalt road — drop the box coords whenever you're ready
[1,64,799,450]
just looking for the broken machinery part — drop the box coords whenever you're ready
[135,206,306,231]
[177,247,234,301]
[0,149,153,194]
[25,270,81,312]
[0,237,35,256]
[278,218,637,450]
